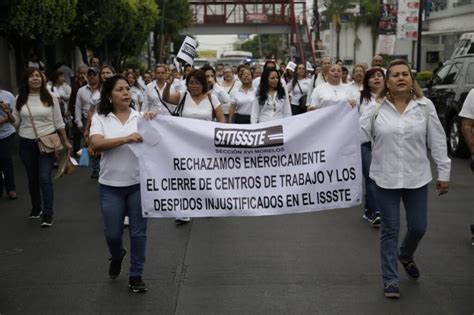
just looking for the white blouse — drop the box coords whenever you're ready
[230,86,256,115]
[309,83,358,109]
[359,97,451,189]
[250,92,291,124]
[90,109,141,187]
[178,90,221,121]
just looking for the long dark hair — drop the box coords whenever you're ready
[98,74,130,116]
[16,67,53,111]
[360,67,385,105]
[257,68,286,106]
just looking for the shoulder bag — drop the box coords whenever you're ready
[26,104,63,154]
[297,81,307,109]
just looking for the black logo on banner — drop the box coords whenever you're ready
[214,126,284,148]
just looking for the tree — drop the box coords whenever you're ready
[0,0,77,80]
[359,0,381,56]
[154,0,192,63]
[323,0,351,60]
[71,0,158,68]
[237,34,288,61]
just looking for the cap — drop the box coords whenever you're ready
[87,66,99,74]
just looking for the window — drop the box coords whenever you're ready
[432,64,451,84]
[443,62,462,84]
[466,63,474,84]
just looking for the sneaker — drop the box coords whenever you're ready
[371,212,381,226]
[123,216,129,227]
[29,209,42,219]
[109,248,127,279]
[129,277,148,293]
[41,215,53,228]
[398,256,420,280]
[175,217,191,225]
[384,283,400,299]
[362,209,375,223]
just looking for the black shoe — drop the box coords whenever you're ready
[109,248,127,279]
[399,256,420,280]
[129,277,148,293]
[371,212,381,227]
[29,209,42,219]
[41,214,53,228]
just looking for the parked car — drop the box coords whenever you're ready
[424,55,474,157]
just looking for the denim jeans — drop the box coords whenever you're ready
[19,137,55,215]
[361,142,379,216]
[99,184,147,277]
[0,133,16,194]
[376,184,428,285]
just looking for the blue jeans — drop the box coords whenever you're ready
[0,133,16,194]
[361,142,379,216]
[19,137,55,215]
[99,184,147,277]
[376,184,428,285]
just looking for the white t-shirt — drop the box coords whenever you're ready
[90,109,141,187]
[459,89,474,119]
[309,83,358,109]
[230,86,256,115]
[178,90,221,121]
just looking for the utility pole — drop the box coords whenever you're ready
[313,0,320,42]
[159,0,166,64]
[416,0,424,72]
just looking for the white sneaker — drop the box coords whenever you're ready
[123,216,129,227]
[175,217,191,225]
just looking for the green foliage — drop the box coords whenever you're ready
[122,56,146,73]
[237,34,288,60]
[154,0,193,61]
[416,71,433,81]
[1,0,77,41]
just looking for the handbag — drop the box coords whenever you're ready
[296,81,307,109]
[25,104,64,154]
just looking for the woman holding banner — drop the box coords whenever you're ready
[163,69,225,224]
[250,67,291,124]
[359,59,450,299]
[89,74,156,293]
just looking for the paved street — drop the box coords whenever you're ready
[0,154,472,314]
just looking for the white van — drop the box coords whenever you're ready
[451,33,474,58]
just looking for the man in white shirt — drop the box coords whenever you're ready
[74,67,100,133]
[144,65,180,115]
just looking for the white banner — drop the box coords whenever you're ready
[177,36,197,66]
[132,105,363,218]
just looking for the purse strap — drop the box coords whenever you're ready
[25,104,40,139]
[296,81,304,95]
[25,101,56,140]
[207,93,217,120]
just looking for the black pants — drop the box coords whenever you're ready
[234,114,251,124]
[0,133,16,194]
[291,104,307,115]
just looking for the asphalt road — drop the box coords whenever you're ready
[0,154,472,314]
